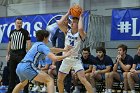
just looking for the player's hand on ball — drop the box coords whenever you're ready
[80,9,84,17]
[66,8,71,15]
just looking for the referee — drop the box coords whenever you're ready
[7,17,31,93]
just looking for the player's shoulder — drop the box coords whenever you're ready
[126,54,133,60]
[105,54,109,58]
[33,42,50,51]
[134,54,139,59]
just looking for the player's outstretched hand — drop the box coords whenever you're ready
[64,49,73,57]
[65,45,73,52]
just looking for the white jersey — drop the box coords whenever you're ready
[65,29,81,57]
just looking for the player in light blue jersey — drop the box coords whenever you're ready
[12,30,71,93]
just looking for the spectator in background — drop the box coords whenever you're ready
[127,45,140,93]
[7,17,31,93]
[0,55,10,90]
[89,47,113,93]
[105,44,133,93]
[72,47,96,93]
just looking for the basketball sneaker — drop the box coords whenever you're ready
[31,85,40,92]
[40,86,47,92]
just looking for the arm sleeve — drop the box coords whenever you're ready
[133,55,137,64]
[105,56,113,67]
[127,56,134,65]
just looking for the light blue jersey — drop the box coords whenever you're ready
[16,42,51,81]
[39,57,52,67]
[22,42,50,65]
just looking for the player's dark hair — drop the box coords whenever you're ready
[117,44,127,53]
[36,30,50,41]
[82,47,90,53]
[96,47,106,55]
[15,17,22,21]
[72,17,79,20]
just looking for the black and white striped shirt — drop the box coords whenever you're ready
[9,28,30,51]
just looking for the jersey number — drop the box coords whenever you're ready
[69,40,74,46]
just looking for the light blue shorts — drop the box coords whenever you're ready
[16,61,39,82]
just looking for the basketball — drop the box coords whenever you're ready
[70,5,82,17]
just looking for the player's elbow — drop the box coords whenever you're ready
[57,21,63,26]
[106,68,111,73]
[78,28,84,32]
[124,66,131,72]
[123,68,129,72]
[51,57,57,63]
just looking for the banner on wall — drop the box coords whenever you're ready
[0,11,89,43]
[111,9,140,40]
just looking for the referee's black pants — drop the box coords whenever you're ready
[2,62,9,86]
[7,50,29,93]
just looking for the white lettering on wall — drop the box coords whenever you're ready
[117,17,140,37]
[22,22,31,36]
[7,23,15,38]
[131,18,140,36]
[0,24,8,43]
[33,22,42,37]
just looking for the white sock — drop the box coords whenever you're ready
[108,89,112,93]
[92,87,96,93]
[123,91,128,93]
[131,90,136,93]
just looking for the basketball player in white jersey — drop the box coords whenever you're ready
[57,9,93,93]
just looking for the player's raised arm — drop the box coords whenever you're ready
[57,9,70,34]
[78,12,86,40]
